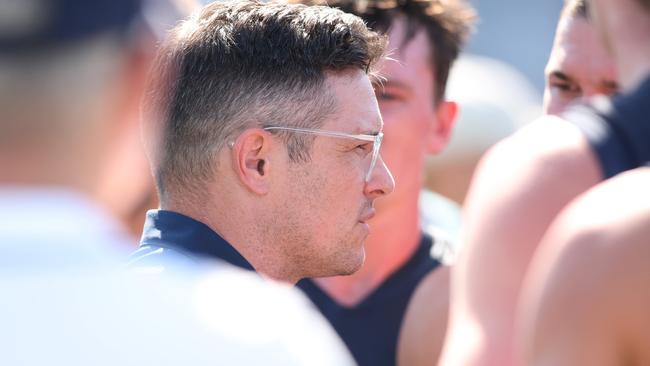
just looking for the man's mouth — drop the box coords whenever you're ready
[358,208,376,223]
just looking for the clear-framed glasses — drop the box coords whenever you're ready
[264,126,383,182]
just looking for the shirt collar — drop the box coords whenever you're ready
[140,210,254,271]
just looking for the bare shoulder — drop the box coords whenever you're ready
[467,115,600,217]
[443,116,607,365]
[460,115,603,267]
[540,167,650,261]
[397,265,450,366]
[521,167,650,366]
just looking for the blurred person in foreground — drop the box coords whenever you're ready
[285,1,474,365]
[440,0,650,364]
[93,0,201,238]
[519,168,650,365]
[0,0,354,364]
[128,1,395,285]
[518,0,650,363]
[516,169,650,366]
[423,0,615,244]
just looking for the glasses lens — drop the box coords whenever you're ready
[365,133,383,182]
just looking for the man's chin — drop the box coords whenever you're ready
[304,243,365,278]
[340,247,366,276]
[326,247,365,277]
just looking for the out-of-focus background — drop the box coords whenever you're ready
[467,0,564,93]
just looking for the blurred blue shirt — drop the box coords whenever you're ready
[0,188,355,366]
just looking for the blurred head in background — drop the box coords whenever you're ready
[93,0,200,238]
[0,0,153,202]
[424,55,541,206]
[544,0,619,115]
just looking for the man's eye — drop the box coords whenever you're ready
[551,82,580,94]
[355,143,372,154]
[602,84,620,96]
[376,91,401,101]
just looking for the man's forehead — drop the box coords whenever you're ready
[376,21,435,90]
[384,23,433,69]
[546,54,615,84]
[548,18,616,83]
[324,71,383,134]
[334,103,383,135]
[343,114,383,135]
[554,16,610,61]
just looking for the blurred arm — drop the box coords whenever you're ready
[439,116,601,366]
[397,266,451,366]
[518,167,650,366]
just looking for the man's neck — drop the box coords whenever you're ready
[313,201,422,307]
[163,197,301,284]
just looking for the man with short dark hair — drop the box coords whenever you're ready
[129,1,394,284]
[285,1,475,365]
[544,0,619,115]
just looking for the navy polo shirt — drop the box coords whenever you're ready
[128,210,254,272]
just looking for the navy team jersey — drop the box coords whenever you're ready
[297,233,443,366]
[564,75,650,178]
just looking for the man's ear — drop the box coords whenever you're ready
[427,100,458,154]
[230,129,274,195]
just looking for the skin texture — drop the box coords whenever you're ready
[269,70,394,281]
[397,265,451,366]
[589,0,650,91]
[93,115,158,238]
[0,36,153,197]
[519,168,650,366]
[169,70,394,284]
[544,16,618,115]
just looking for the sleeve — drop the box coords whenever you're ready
[563,76,650,179]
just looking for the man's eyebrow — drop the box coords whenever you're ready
[356,122,383,136]
[547,71,573,82]
[374,79,413,92]
[367,122,384,136]
[601,80,619,89]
